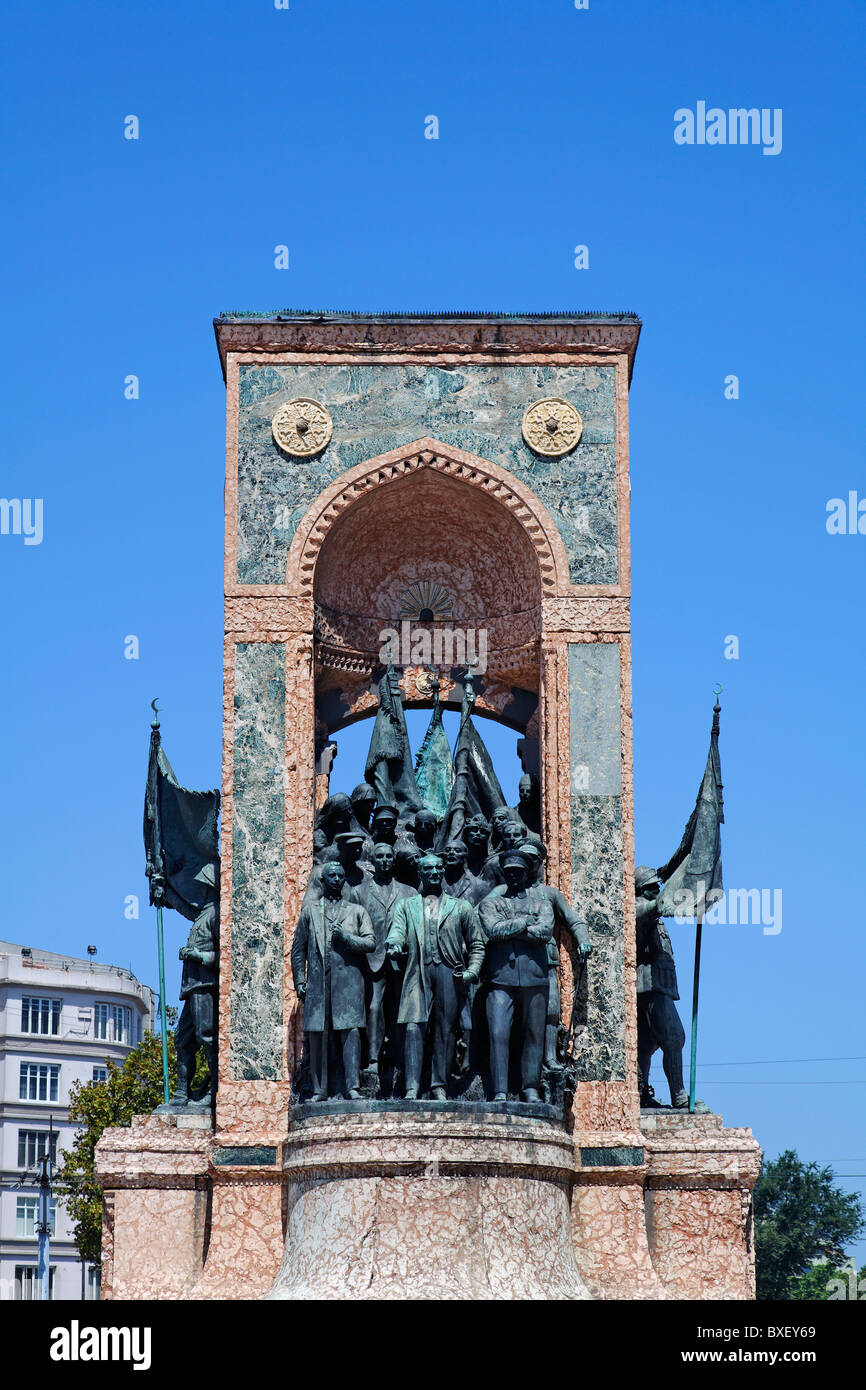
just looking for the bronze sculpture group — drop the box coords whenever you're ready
[291,794,593,1105]
[147,698,695,1115]
[152,806,693,1113]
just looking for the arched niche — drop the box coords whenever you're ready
[288,439,568,743]
[284,437,570,868]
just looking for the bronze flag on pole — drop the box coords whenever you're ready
[656,700,724,920]
[364,662,423,819]
[414,676,454,818]
[437,668,507,846]
[144,725,220,921]
[655,694,725,1114]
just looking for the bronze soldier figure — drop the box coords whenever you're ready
[304,830,369,904]
[516,842,592,1068]
[349,781,377,861]
[441,839,487,905]
[512,773,542,839]
[479,850,553,1103]
[481,816,528,889]
[349,781,377,835]
[408,809,439,854]
[461,813,491,883]
[635,864,689,1109]
[159,861,219,1111]
[393,840,422,890]
[369,802,399,846]
[488,805,516,854]
[313,793,354,862]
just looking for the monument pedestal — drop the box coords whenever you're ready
[269,1107,590,1301]
[95,1106,759,1300]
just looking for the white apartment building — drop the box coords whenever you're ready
[0,940,154,1300]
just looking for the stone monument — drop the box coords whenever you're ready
[95,313,760,1300]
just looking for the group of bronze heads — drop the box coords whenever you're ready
[291,775,590,1105]
[291,778,693,1109]
[161,778,690,1112]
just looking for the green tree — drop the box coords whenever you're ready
[54,1021,183,1267]
[785,1260,865,1301]
[754,1150,864,1300]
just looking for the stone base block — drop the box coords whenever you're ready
[96,1114,212,1300]
[268,1108,591,1300]
[188,1173,284,1300]
[642,1110,761,1299]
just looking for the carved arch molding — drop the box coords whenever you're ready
[287,437,571,597]
[283,439,571,735]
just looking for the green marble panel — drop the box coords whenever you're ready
[568,643,626,1082]
[230,642,285,1080]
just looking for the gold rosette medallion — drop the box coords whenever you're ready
[272,398,333,457]
[521,397,583,457]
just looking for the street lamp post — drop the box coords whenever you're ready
[36,1149,52,1301]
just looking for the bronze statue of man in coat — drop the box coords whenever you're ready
[385,854,485,1100]
[291,861,375,1100]
[352,840,414,1081]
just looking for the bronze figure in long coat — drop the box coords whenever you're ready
[291,861,376,1100]
[291,894,375,1033]
[386,890,485,1026]
[386,858,486,1099]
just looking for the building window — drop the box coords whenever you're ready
[111,1005,131,1043]
[85,1266,101,1300]
[19,1063,60,1102]
[21,997,61,1035]
[17,1130,58,1170]
[14,1266,55,1300]
[16,1197,56,1238]
[92,1066,108,1083]
[93,1003,109,1040]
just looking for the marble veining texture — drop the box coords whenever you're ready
[267,1111,589,1299]
[95,1109,759,1300]
[568,643,625,1082]
[231,642,286,1079]
[645,1187,756,1300]
[236,363,618,586]
[572,1181,668,1299]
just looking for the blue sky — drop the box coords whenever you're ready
[1,1,864,1258]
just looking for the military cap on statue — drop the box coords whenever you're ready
[351,782,377,804]
[500,849,528,871]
